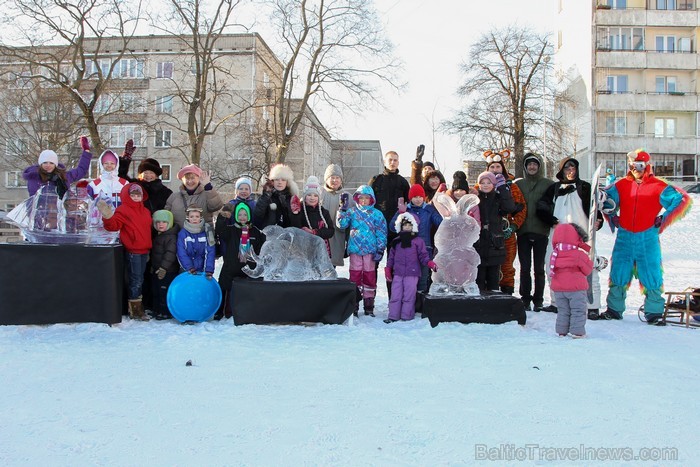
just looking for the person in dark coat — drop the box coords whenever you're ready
[117,140,173,214]
[254,164,299,229]
[216,203,265,319]
[290,176,335,257]
[475,171,517,292]
[150,209,180,320]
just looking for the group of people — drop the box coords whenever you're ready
[22,139,692,335]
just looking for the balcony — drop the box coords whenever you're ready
[596,50,646,68]
[595,7,647,26]
[596,92,699,112]
[646,9,698,27]
[647,51,697,70]
[595,134,698,154]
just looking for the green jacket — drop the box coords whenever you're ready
[515,165,553,237]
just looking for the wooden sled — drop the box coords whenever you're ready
[662,287,700,328]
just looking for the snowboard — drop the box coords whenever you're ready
[586,164,603,305]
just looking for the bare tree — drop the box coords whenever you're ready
[266,0,402,163]
[0,0,142,155]
[442,25,555,178]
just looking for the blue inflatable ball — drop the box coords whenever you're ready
[167,272,222,323]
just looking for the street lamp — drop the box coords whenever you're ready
[542,55,550,178]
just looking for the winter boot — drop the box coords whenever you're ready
[363,298,375,317]
[587,309,600,320]
[646,315,666,326]
[128,298,150,321]
[596,309,622,320]
[500,286,514,295]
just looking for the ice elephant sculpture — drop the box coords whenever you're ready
[430,193,481,295]
[243,225,338,281]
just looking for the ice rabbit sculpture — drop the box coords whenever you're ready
[430,193,481,295]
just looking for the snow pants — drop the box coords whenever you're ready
[554,290,587,336]
[349,254,377,300]
[517,232,548,307]
[388,275,420,320]
[606,227,665,318]
[499,235,517,292]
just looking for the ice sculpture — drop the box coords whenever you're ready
[430,193,481,295]
[243,225,338,281]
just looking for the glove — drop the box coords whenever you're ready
[384,266,393,282]
[155,267,167,280]
[415,144,425,162]
[188,268,197,275]
[339,193,349,211]
[122,139,135,160]
[503,226,515,239]
[397,197,407,214]
[219,203,234,218]
[96,200,113,219]
[205,272,213,280]
[654,215,663,228]
[437,183,447,193]
[427,260,438,272]
[372,251,384,263]
[80,136,90,151]
[290,195,301,214]
[494,173,506,188]
[262,180,274,194]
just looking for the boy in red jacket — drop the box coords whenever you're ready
[98,183,153,321]
[549,223,593,338]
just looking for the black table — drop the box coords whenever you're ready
[0,243,124,325]
[231,278,358,325]
[419,292,527,327]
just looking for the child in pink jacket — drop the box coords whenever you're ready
[549,223,594,338]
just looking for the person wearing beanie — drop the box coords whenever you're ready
[389,183,442,296]
[549,223,594,337]
[595,149,692,324]
[384,212,437,323]
[446,171,481,226]
[96,183,153,321]
[409,143,436,186]
[23,136,94,197]
[475,170,517,292]
[165,163,224,229]
[254,163,299,229]
[515,153,553,311]
[536,156,603,315]
[485,152,527,296]
[321,163,352,267]
[176,205,217,281]
[88,146,130,208]
[216,175,257,258]
[114,140,173,216]
[150,209,180,320]
[216,201,265,319]
[291,176,335,257]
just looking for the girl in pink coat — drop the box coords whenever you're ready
[549,223,594,338]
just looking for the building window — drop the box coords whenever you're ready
[155,96,174,114]
[94,94,114,113]
[655,76,677,93]
[8,105,30,122]
[5,138,27,157]
[122,93,145,113]
[106,126,144,147]
[160,164,171,182]
[114,59,145,79]
[87,59,111,78]
[606,75,628,93]
[655,118,676,138]
[155,130,172,148]
[656,0,676,9]
[599,27,643,51]
[605,116,627,135]
[9,71,31,89]
[5,171,26,188]
[156,61,173,79]
[656,36,676,53]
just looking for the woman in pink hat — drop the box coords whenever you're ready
[165,163,224,228]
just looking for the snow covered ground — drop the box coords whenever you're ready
[1,195,698,466]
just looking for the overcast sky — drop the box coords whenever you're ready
[331,0,558,179]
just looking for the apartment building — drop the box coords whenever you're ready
[0,33,381,211]
[556,0,699,181]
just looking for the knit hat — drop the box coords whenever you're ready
[177,164,203,180]
[523,153,541,168]
[100,150,118,166]
[38,150,58,166]
[408,184,426,200]
[137,158,163,176]
[627,149,651,164]
[423,161,435,170]
[186,205,203,214]
[234,203,251,223]
[323,164,343,184]
[452,171,469,191]
[478,171,497,186]
[152,209,174,230]
[303,176,321,197]
[128,183,143,195]
[235,177,253,192]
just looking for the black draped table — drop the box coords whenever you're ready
[0,243,124,325]
[419,292,527,328]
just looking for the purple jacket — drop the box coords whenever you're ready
[387,235,431,278]
[23,150,93,196]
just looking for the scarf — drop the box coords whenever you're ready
[548,243,577,278]
[238,224,250,262]
[399,231,414,248]
[183,220,203,235]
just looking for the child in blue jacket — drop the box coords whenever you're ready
[177,206,216,278]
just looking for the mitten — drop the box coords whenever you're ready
[397,197,407,214]
[372,251,384,263]
[437,183,447,193]
[205,272,213,280]
[96,200,113,219]
[80,136,90,151]
[290,195,301,214]
[494,173,506,188]
[339,193,349,211]
[122,139,135,160]
[262,180,274,194]
[415,144,425,162]
[384,266,393,282]
[155,267,167,280]
[503,226,515,239]
[427,260,438,272]
[188,268,197,275]
[219,203,234,218]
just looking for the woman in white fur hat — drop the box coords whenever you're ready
[253,164,299,229]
